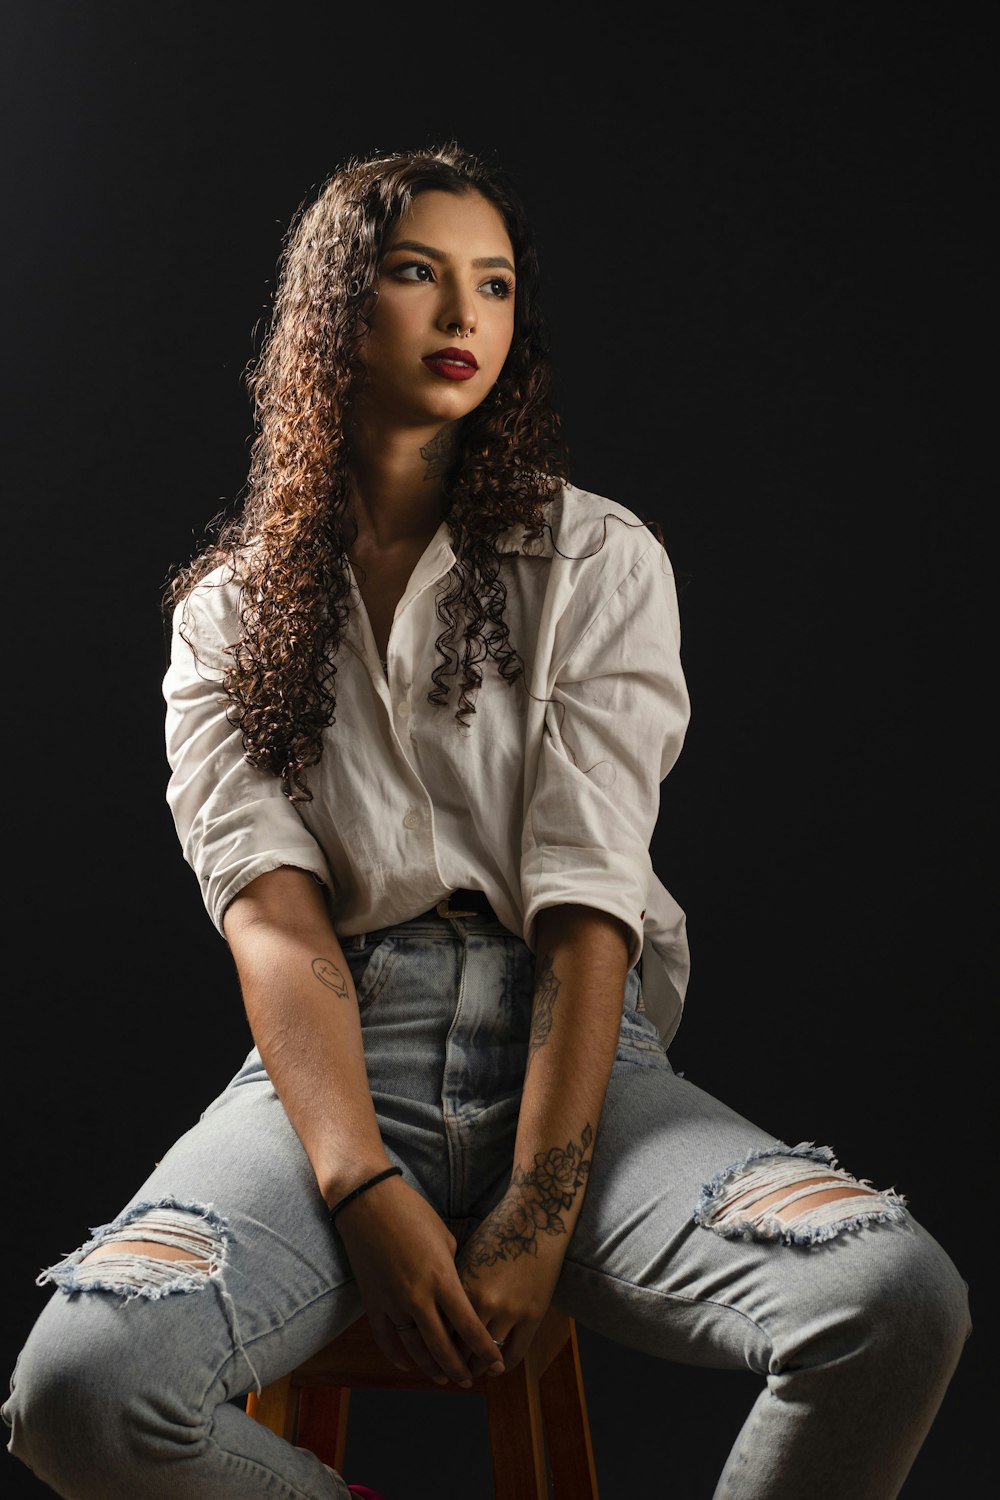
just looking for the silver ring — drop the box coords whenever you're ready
[393,1322,417,1333]
[492,1337,505,1347]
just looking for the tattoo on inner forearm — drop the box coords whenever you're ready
[526,954,558,1075]
[312,958,349,998]
[457,1124,594,1275]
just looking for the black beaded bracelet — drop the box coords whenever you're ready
[328,1165,402,1223]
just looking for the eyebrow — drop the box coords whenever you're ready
[386,238,515,273]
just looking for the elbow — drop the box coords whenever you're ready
[534,904,631,962]
[222,865,331,944]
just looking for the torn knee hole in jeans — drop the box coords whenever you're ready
[36,1195,263,1393]
[694,1141,909,1246]
[36,1198,230,1299]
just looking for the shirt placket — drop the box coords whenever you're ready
[379,537,455,875]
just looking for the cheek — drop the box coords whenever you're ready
[367,295,414,350]
[360,317,412,383]
[488,318,515,377]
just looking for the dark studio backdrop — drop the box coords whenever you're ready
[2,5,990,1497]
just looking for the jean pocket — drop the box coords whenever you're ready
[616,1006,672,1068]
[347,937,400,1016]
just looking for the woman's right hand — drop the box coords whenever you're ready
[333,1174,506,1388]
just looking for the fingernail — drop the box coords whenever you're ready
[434,1375,447,1386]
[489,1360,505,1375]
[459,1378,472,1388]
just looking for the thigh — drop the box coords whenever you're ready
[556,988,920,1374]
[25,924,488,1405]
[31,1052,373,1400]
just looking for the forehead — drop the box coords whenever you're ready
[387,189,514,263]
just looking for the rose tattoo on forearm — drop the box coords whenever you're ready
[457,1123,594,1275]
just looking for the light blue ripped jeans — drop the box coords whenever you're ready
[3,913,972,1499]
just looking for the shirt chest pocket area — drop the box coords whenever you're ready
[420,667,529,802]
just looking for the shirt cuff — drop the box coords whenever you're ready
[520,843,652,968]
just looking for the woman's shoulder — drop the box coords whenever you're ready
[547,483,665,573]
[169,555,248,647]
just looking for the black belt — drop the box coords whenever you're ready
[417,888,498,921]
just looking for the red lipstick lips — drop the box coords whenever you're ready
[422,346,479,381]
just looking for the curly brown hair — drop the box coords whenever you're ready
[163,142,570,802]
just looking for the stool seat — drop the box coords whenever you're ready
[246,1305,600,1498]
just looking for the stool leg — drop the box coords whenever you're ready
[296,1385,351,1471]
[486,1363,549,1500]
[540,1323,600,1498]
[246,1374,296,1442]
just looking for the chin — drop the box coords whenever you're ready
[421,391,483,425]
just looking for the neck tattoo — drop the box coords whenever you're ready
[420,428,457,481]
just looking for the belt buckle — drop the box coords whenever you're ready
[435,895,480,919]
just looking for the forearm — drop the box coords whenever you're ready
[223,867,392,1207]
[509,903,630,1252]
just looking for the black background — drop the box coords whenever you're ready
[2,4,990,1496]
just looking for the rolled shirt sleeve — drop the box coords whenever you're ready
[520,539,690,966]
[162,573,335,936]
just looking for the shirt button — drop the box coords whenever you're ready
[397,700,412,719]
[402,808,422,830]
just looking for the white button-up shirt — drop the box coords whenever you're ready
[163,484,692,1045]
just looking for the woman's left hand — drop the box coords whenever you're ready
[453,1190,570,1378]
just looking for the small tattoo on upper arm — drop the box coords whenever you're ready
[312,958,348,997]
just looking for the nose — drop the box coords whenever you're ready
[439,283,477,341]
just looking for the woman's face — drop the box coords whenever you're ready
[357,188,516,430]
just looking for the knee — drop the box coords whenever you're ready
[6,1227,234,1498]
[8,1290,228,1500]
[799,1222,971,1395]
[6,1201,252,1497]
[865,1218,972,1370]
[693,1140,971,1381]
[5,1295,139,1494]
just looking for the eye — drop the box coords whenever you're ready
[390,260,436,282]
[479,275,515,300]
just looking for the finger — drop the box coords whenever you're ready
[447,1318,507,1380]
[446,1308,509,1374]
[497,1325,537,1376]
[369,1313,414,1373]
[420,1310,480,1387]
[394,1316,474,1388]
[444,1298,507,1376]
[466,1329,510,1378]
[472,1312,542,1378]
[379,1317,447,1384]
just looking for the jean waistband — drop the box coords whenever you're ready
[342,890,507,951]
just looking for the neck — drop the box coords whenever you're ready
[347,419,459,549]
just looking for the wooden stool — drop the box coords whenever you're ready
[246,1305,600,1498]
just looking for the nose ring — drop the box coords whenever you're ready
[447,322,473,339]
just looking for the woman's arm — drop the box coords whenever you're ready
[457,535,688,1373]
[223,865,394,1205]
[456,902,630,1371]
[223,865,506,1388]
[512,902,629,1241]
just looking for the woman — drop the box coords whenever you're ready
[4,143,970,1499]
